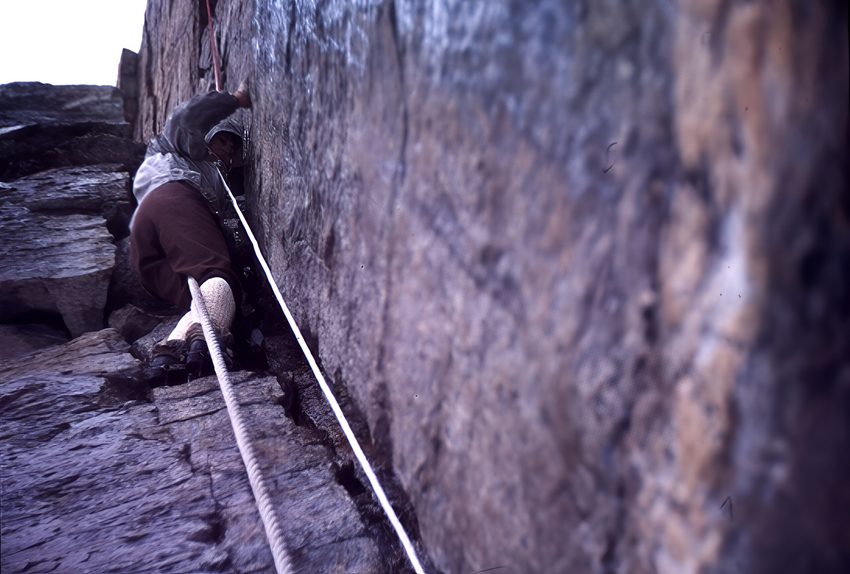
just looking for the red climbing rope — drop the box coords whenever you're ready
[205,0,222,91]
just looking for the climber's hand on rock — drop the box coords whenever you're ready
[234,91,251,109]
[234,79,251,109]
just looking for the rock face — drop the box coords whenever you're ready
[117,48,140,125]
[0,82,145,181]
[0,330,384,573]
[0,206,114,337]
[3,2,845,573]
[1,81,427,573]
[0,84,146,340]
[0,165,138,337]
[133,1,849,573]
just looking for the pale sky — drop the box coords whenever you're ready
[0,0,148,86]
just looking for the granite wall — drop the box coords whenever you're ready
[134,1,849,572]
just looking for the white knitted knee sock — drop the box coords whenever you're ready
[199,277,235,337]
[167,309,198,341]
[165,277,234,341]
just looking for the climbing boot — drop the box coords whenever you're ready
[184,278,238,373]
[185,323,207,373]
[185,324,234,372]
[150,339,187,370]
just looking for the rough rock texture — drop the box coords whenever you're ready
[0,164,134,238]
[0,324,69,360]
[117,49,140,126]
[0,82,145,181]
[0,205,114,337]
[1,80,421,573]
[134,0,255,143]
[0,84,149,342]
[0,83,126,126]
[134,0,849,573]
[0,330,383,573]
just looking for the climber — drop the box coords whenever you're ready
[129,81,252,371]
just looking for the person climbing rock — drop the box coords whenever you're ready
[129,81,252,372]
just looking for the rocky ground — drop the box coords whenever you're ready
[0,329,388,573]
[0,83,432,573]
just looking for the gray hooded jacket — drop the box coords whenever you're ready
[132,90,240,224]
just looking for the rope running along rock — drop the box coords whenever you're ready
[214,170,427,574]
[188,276,294,574]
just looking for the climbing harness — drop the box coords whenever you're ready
[194,4,427,573]
[189,277,293,574]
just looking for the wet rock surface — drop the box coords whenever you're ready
[137,1,849,573]
[0,330,384,573]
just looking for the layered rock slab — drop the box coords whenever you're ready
[0,164,134,238]
[0,330,225,574]
[0,82,127,126]
[0,163,142,337]
[154,374,382,573]
[0,329,382,573]
[0,205,115,337]
[0,83,148,345]
[0,82,145,181]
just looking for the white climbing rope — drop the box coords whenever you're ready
[188,276,293,574]
[216,171,427,574]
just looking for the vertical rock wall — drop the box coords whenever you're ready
[136,1,849,572]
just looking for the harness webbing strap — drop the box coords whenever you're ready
[216,171,427,574]
[188,277,293,574]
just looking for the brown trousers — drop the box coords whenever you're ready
[130,181,240,310]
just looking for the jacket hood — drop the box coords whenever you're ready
[205,115,243,144]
